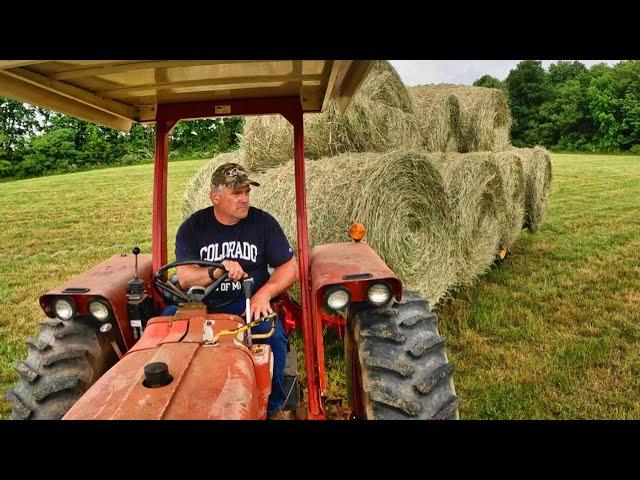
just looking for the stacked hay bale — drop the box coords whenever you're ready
[452,85,512,152]
[488,150,526,249]
[431,152,506,286]
[182,62,552,307]
[249,151,457,304]
[409,86,461,152]
[241,61,421,172]
[406,84,550,239]
[508,146,553,232]
[408,84,511,153]
[183,150,457,305]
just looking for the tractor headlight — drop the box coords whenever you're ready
[366,283,391,306]
[89,300,110,322]
[324,287,350,310]
[53,298,75,320]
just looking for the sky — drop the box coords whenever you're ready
[389,60,620,86]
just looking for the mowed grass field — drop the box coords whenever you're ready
[1,153,639,419]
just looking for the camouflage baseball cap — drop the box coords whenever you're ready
[210,163,260,189]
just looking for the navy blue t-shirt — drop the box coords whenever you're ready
[175,206,294,308]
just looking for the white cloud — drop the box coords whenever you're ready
[390,60,620,86]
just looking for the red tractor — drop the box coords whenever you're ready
[2,60,458,420]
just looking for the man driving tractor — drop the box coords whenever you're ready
[168,162,299,418]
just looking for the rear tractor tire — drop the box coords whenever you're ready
[345,291,459,420]
[6,318,117,420]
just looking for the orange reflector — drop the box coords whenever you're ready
[349,223,366,242]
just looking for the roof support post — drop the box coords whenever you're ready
[151,118,176,307]
[285,108,326,420]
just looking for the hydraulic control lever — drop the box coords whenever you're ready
[127,246,148,340]
[242,278,254,347]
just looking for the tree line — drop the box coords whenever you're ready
[2,60,639,180]
[474,60,640,153]
[0,101,243,179]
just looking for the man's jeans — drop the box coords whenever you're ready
[160,301,288,415]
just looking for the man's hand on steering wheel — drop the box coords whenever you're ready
[219,260,248,282]
[153,260,229,305]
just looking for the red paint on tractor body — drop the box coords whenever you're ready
[39,253,153,350]
[63,311,272,420]
[310,242,403,302]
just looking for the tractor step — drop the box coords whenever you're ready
[282,344,301,412]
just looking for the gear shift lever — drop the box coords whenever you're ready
[242,278,254,347]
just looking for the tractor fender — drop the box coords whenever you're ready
[310,242,402,304]
[39,253,153,350]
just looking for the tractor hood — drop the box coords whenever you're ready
[63,313,273,420]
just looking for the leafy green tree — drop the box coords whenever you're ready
[0,98,41,163]
[613,61,640,95]
[121,123,154,164]
[169,117,244,157]
[473,75,505,90]
[505,60,552,146]
[586,71,625,151]
[539,62,595,150]
[548,61,588,85]
[612,61,640,149]
[589,62,612,79]
[0,130,12,176]
[18,128,80,177]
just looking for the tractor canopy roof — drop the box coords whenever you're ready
[0,60,374,131]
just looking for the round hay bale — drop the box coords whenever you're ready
[240,61,421,172]
[408,85,461,152]
[247,151,455,306]
[432,152,505,287]
[409,85,511,152]
[489,149,526,249]
[517,146,553,232]
[454,85,511,152]
[181,150,245,219]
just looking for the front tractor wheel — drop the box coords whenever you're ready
[345,291,459,420]
[6,318,117,420]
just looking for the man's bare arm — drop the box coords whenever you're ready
[250,257,299,320]
[176,265,212,290]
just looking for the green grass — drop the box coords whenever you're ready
[1,153,639,419]
[0,159,209,419]
[434,154,640,419]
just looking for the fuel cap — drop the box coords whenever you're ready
[143,362,173,388]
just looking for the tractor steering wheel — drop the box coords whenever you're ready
[152,260,229,307]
